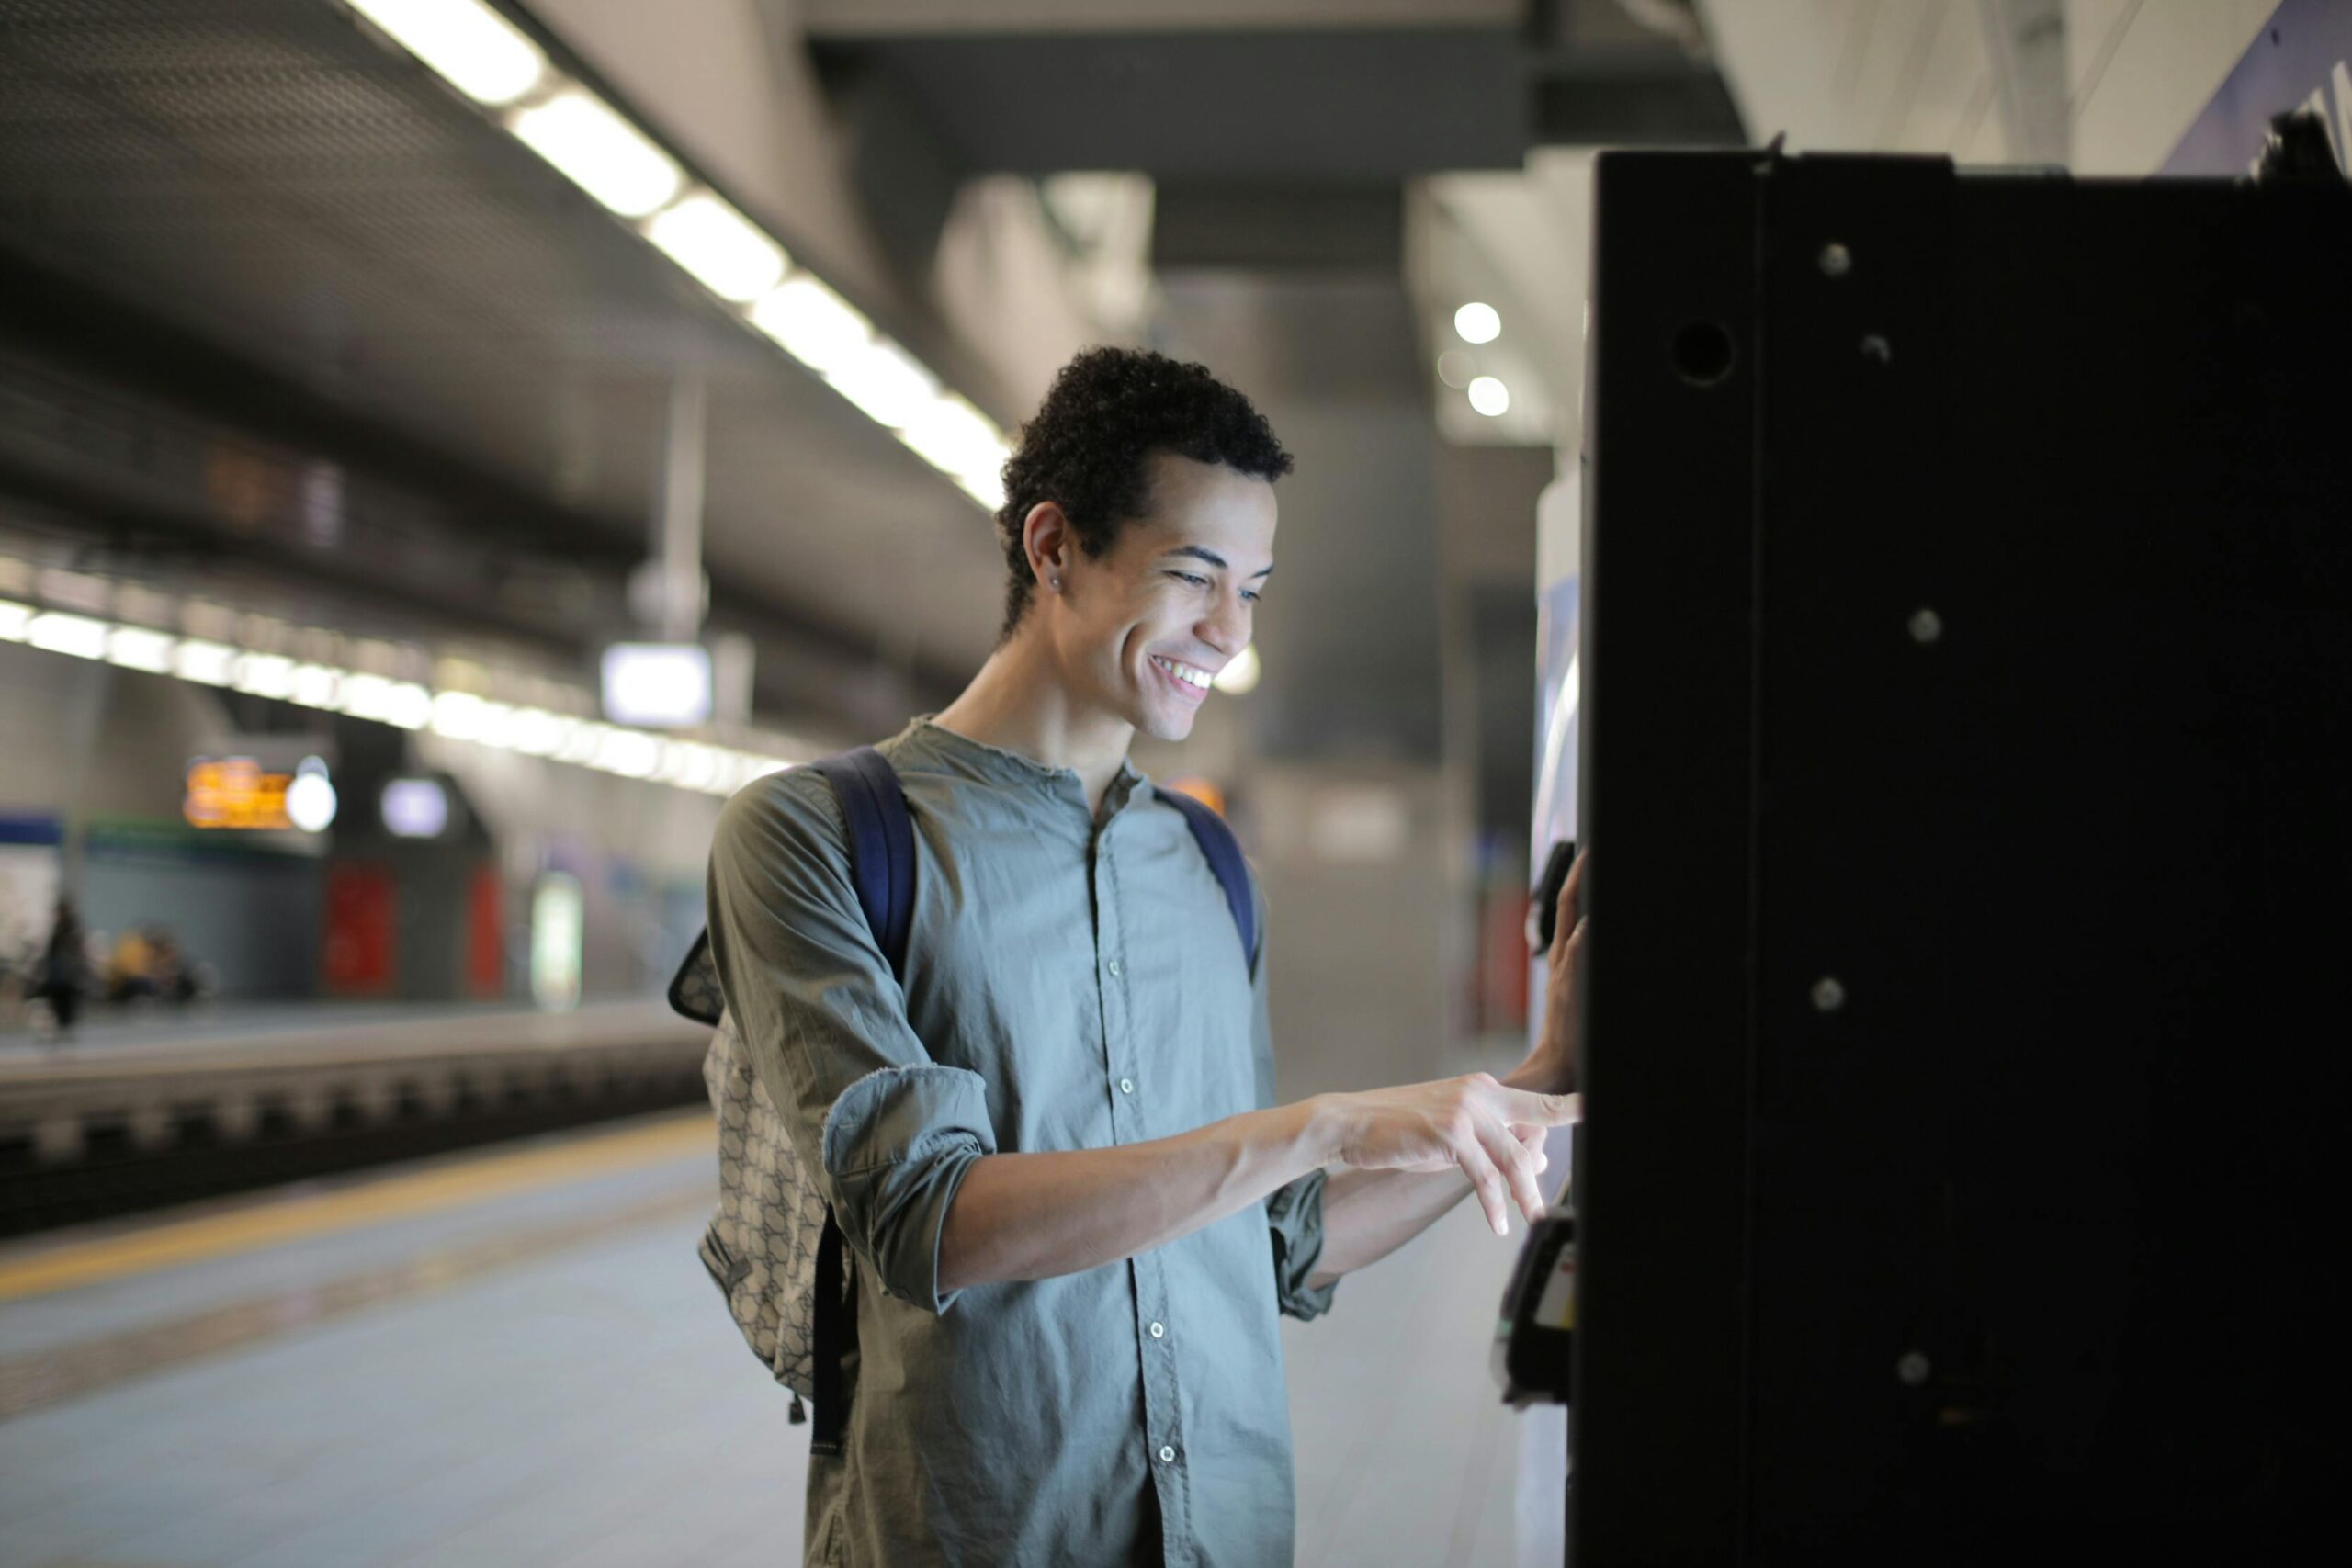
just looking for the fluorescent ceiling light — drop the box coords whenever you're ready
[593,727,663,778]
[348,0,548,107]
[28,612,109,660]
[340,673,432,729]
[956,470,1007,512]
[1454,302,1502,344]
[508,705,567,756]
[827,339,938,430]
[556,721,610,765]
[430,689,490,740]
[233,654,296,699]
[0,598,29,641]
[106,625,176,672]
[289,662,342,708]
[510,89,682,218]
[1467,375,1510,417]
[174,638,236,685]
[1212,645,1261,695]
[476,701,519,748]
[751,275,873,376]
[898,393,1004,480]
[646,193,786,303]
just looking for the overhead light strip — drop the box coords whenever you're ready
[338,0,1010,511]
[0,594,796,799]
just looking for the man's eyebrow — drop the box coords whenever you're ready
[1165,545,1274,580]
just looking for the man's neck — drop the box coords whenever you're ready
[931,629,1136,814]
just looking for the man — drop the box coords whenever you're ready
[706,346,1581,1565]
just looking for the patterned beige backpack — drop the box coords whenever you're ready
[667,747,915,1455]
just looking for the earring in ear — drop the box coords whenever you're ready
[1050,578,1062,591]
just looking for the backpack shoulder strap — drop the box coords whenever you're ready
[664,746,913,1025]
[809,747,915,982]
[1155,785,1259,971]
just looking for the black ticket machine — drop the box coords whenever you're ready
[1569,142,2352,1563]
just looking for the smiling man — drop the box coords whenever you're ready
[705,346,1580,1566]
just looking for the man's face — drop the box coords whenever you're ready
[1056,452,1277,743]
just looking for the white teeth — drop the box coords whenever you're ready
[1154,656,1212,690]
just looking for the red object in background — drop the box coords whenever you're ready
[1476,886,1532,1033]
[466,862,504,998]
[322,861,395,996]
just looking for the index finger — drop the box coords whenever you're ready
[1498,1089,1581,1129]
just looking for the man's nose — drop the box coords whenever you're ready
[1198,592,1250,656]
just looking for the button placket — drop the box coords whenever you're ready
[1095,839,1137,1129]
[1099,831,1190,1555]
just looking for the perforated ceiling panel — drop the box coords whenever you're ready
[0,0,1003,677]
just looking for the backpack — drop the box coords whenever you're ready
[669,744,1259,1456]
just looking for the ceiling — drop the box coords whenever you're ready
[0,0,1747,749]
[0,0,1005,728]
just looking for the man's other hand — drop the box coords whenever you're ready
[1515,848,1585,1096]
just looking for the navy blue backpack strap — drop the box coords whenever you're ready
[1156,785,1259,970]
[800,746,914,1459]
[663,746,914,1022]
[810,747,915,981]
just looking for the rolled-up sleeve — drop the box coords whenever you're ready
[706,772,997,1314]
[1247,881,1339,1321]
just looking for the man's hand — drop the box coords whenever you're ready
[1515,848,1585,1096]
[1316,1074,1581,1237]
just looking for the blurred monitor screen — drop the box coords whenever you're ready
[380,777,449,839]
[602,642,712,728]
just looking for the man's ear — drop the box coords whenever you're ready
[1023,502,1071,588]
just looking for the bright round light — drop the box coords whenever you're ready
[1211,646,1261,695]
[1467,376,1510,417]
[1454,302,1501,344]
[285,759,338,833]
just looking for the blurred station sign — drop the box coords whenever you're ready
[184,755,337,832]
[601,641,713,728]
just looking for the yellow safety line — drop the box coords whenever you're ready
[0,1111,714,1303]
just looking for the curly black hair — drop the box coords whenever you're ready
[991,346,1292,639]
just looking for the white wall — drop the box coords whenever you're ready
[1697,0,2279,171]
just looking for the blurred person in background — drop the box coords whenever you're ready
[35,897,89,1043]
[706,346,1582,1566]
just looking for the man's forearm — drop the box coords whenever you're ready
[938,1099,1332,1294]
[1306,1165,1476,1286]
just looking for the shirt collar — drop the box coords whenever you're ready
[899,716,1150,817]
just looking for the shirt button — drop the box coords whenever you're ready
[1106,959,1122,976]
[1158,1445,1177,1463]
[1118,1077,1135,1095]
[1149,1321,1165,1338]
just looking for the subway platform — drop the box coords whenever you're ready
[0,1100,1532,1566]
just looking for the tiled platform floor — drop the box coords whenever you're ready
[0,1107,1546,1566]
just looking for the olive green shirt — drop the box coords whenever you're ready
[705,717,1335,1567]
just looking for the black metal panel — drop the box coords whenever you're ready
[1577,152,2352,1563]
[1572,149,1765,1564]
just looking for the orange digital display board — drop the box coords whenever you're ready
[183,757,294,830]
